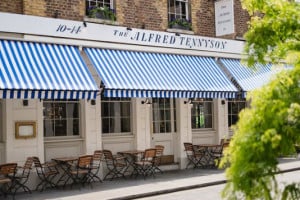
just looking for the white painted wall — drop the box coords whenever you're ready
[3,99,43,164]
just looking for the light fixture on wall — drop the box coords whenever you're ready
[141,98,152,105]
[23,99,29,106]
[91,99,96,105]
[184,98,193,104]
[83,21,87,27]
[126,27,132,31]
[221,99,226,105]
[175,32,180,36]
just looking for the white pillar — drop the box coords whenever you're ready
[176,99,192,169]
[135,99,151,150]
[83,97,102,155]
[215,99,228,144]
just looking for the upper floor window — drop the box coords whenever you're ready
[101,97,131,135]
[228,99,246,127]
[152,98,177,134]
[86,0,116,21]
[191,99,213,129]
[168,0,192,30]
[43,100,80,137]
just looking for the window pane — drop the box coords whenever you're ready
[191,100,213,129]
[169,0,175,13]
[101,102,109,116]
[165,122,171,132]
[153,122,160,133]
[55,120,66,136]
[102,118,110,133]
[121,102,131,117]
[165,110,171,120]
[152,98,176,134]
[101,97,132,134]
[44,120,54,137]
[228,100,246,127]
[160,122,165,133]
[121,118,131,132]
[66,103,78,118]
[43,100,80,137]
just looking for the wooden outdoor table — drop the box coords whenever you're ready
[118,150,144,176]
[193,144,220,168]
[52,156,78,187]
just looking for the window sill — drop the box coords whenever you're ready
[84,16,119,26]
[44,137,83,143]
[102,134,134,139]
[166,28,194,35]
[192,129,216,134]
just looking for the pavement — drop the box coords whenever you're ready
[14,157,300,200]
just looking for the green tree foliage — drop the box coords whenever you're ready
[221,0,300,199]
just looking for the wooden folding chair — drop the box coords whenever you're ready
[103,150,127,181]
[153,145,164,174]
[183,143,206,169]
[0,163,17,199]
[68,155,93,188]
[211,139,230,168]
[32,157,59,192]
[13,157,33,195]
[134,148,157,179]
[89,150,103,183]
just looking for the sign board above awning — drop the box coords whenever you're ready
[0,12,244,54]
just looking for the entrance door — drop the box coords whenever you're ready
[151,98,177,162]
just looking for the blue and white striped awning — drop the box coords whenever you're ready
[219,58,274,97]
[0,40,99,99]
[84,48,238,98]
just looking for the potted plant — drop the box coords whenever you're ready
[169,18,192,30]
[87,5,116,21]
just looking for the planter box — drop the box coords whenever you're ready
[170,24,191,30]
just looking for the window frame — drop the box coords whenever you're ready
[86,0,114,10]
[85,0,115,20]
[168,0,191,28]
[101,97,132,136]
[43,100,81,139]
[227,99,247,128]
[151,98,177,134]
[191,98,214,130]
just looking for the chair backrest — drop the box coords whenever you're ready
[184,142,198,158]
[155,145,164,157]
[32,156,45,175]
[102,149,113,160]
[143,148,156,162]
[21,157,34,176]
[0,163,17,176]
[78,155,93,168]
[93,150,103,161]
[92,150,102,166]
[32,156,42,168]
[102,149,116,169]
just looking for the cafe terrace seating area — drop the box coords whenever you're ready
[183,139,230,169]
[0,141,229,199]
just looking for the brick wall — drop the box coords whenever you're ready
[193,0,215,37]
[44,0,84,21]
[234,0,250,38]
[0,0,250,39]
[23,0,46,16]
[0,0,23,14]
[117,0,167,31]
